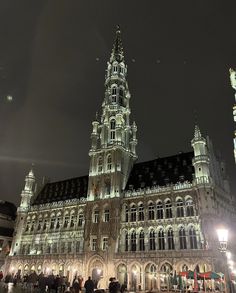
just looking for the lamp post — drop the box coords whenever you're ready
[216,228,231,293]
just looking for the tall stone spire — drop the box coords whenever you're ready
[229,68,236,163]
[110,25,124,63]
[88,27,137,201]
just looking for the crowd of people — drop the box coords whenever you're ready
[0,270,125,293]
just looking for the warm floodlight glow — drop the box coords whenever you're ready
[97,268,101,275]
[216,228,228,251]
[217,229,228,242]
[226,252,232,259]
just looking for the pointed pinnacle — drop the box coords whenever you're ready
[194,125,202,139]
[110,25,124,62]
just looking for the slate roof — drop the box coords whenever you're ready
[125,151,194,191]
[33,175,88,205]
[33,152,194,205]
[0,201,16,220]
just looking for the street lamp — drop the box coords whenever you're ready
[216,228,231,293]
[217,229,228,252]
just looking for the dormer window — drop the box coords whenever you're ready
[113,65,118,73]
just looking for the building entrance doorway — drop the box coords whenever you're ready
[92,268,103,289]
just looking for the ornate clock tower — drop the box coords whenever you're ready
[87,26,137,201]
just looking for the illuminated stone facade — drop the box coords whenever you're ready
[5,28,236,290]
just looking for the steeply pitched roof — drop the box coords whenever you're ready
[125,151,194,191]
[32,175,88,205]
[32,152,194,205]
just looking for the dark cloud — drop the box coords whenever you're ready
[0,0,236,205]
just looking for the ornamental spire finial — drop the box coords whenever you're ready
[110,25,124,62]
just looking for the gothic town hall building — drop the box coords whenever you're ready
[5,28,236,290]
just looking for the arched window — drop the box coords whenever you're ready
[157,201,163,219]
[167,228,175,250]
[158,229,165,250]
[119,88,124,106]
[113,65,118,73]
[189,226,198,249]
[107,155,112,170]
[130,205,136,222]
[138,204,144,221]
[98,157,103,172]
[176,199,184,217]
[186,198,194,216]
[78,213,84,226]
[139,230,145,251]
[125,231,129,251]
[182,264,188,272]
[112,87,117,103]
[131,231,136,251]
[149,230,156,250]
[179,227,187,249]
[110,119,116,140]
[148,202,155,220]
[125,205,129,222]
[165,200,172,218]
[50,217,55,230]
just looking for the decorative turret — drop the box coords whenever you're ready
[19,168,36,211]
[191,125,211,184]
[10,167,36,256]
[87,26,137,201]
[229,68,236,163]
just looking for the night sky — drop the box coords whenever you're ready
[0,0,236,206]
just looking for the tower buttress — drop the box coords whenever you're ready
[10,168,36,255]
[229,68,236,163]
[87,26,137,201]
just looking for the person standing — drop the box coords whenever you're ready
[84,276,95,293]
